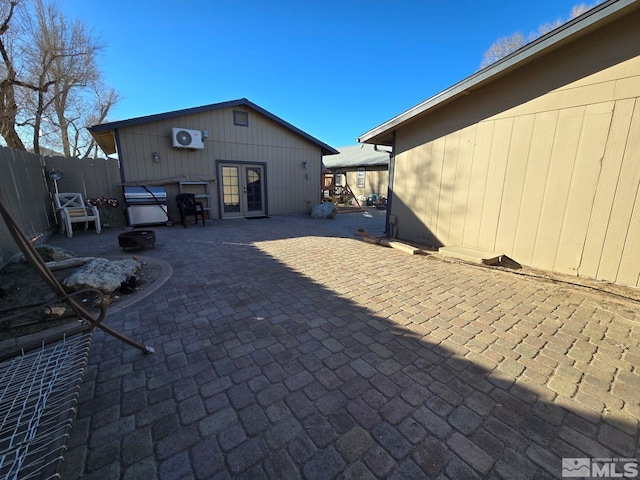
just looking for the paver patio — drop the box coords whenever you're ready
[48,209,639,479]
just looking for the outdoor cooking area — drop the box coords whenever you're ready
[122,186,171,228]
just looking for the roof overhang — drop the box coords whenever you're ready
[90,129,117,155]
[357,0,640,146]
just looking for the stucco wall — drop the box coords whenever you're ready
[116,105,323,218]
[391,10,640,287]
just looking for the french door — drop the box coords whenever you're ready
[219,163,265,218]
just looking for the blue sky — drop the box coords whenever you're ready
[63,1,588,148]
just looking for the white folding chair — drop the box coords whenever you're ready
[53,193,101,238]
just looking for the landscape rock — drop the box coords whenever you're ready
[32,244,77,262]
[311,202,337,219]
[63,257,141,294]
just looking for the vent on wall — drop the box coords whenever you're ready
[233,110,249,127]
[172,128,204,149]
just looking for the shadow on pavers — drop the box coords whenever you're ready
[53,213,638,479]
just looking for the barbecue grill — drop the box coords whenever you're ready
[123,186,171,226]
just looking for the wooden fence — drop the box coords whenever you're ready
[0,147,121,267]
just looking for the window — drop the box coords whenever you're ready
[222,166,240,213]
[233,110,249,127]
[357,168,365,188]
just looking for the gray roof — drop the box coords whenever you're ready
[358,0,638,145]
[322,144,390,169]
[89,98,338,156]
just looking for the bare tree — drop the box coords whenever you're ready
[0,0,117,156]
[480,2,601,69]
[0,0,27,149]
[479,32,526,69]
[570,4,594,19]
[534,19,563,39]
[69,82,119,158]
[22,0,108,156]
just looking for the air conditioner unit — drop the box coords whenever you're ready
[172,127,204,149]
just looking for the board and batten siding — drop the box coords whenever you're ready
[116,105,322,218]
[391,11,640,287]
[342,167,389,200]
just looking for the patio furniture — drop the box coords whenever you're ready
[0,193,154,478]
[0,332,92,479]
[176,193,205,227]
[53,193,101,238]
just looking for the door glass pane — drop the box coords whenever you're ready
[222,166,240,213]
[246,167,262,212]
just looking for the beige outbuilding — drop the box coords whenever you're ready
[358,0,640,287]
[323,144,390,204]
[90,98,337,221]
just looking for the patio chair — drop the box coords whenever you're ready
[176,193,205,227]
[53,192,101,238]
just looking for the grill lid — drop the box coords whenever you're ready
[123,186,167,201]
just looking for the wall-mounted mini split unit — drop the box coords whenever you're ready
[172,127,204,149]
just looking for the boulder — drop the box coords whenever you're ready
[63,257,140,294]
[311,202,337,219]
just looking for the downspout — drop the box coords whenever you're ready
[114,129,129,227]
[114,129,125,185]
[374,140,395,237]
[374,144,392,155]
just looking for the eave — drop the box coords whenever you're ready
[357,0,639,146]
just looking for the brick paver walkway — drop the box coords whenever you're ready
[50,210,639,479]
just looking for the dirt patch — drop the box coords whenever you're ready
[0,257,162,342]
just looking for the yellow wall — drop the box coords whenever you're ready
[391,11,640,287]
[117,105,323,218]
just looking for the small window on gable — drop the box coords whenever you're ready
[357,168,365,188]
[233,110,249,127]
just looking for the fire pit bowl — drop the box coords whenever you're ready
[118,230,156,250]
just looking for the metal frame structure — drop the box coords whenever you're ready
[0,333,92,479]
